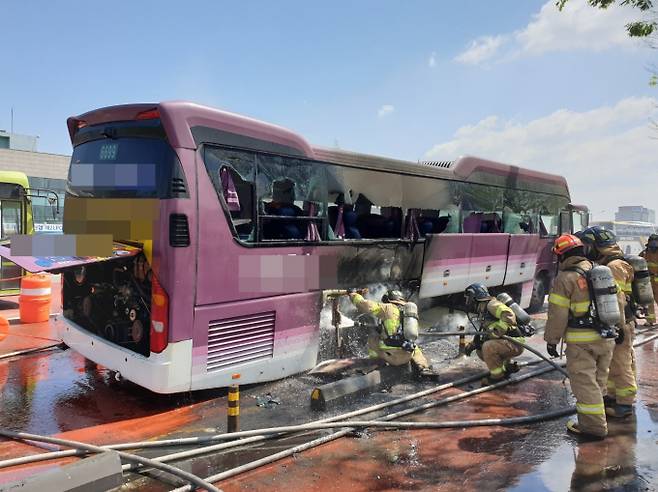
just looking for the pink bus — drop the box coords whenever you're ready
[1,102,588,393]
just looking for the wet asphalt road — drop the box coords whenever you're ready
[0,305,656,491]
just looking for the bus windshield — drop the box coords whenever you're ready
[67,121,185,199]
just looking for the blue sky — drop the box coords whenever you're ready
[0,0,656,219]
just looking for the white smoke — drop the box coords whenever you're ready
[420,307,470,332]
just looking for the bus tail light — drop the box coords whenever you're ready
[150,274,169,354]
[136,108,160,120]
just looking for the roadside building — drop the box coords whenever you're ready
[615,206,655,224]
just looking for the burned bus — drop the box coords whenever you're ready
[0,102,587,392]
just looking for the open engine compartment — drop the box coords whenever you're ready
[62,254,152,356]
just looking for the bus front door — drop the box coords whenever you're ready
[0,199,24,293]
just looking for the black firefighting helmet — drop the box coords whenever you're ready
[579,226,617,248]
[464,283,491,311]
[648,234,658,251]
[382,289,405,305]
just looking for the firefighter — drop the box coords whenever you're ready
[462,283,524,386]
[580,226,636,419]
[544,233,615,439]
[348,289,436,378]
[640,233,658,326]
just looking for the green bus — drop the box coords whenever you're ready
[0,171,59,295]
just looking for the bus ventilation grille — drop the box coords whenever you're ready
[206,311,276,372]
[169,214,190,247]
[418,160,453,169]
[171,177,187,195]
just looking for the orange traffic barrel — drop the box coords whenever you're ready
[0,315,8,342]
[19,274,52,323]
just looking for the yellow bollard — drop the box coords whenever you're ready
[227,373,240,433]
[458,325,466,355]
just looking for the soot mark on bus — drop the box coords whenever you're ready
[237,243,423,293]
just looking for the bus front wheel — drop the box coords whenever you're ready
[528,275,547,313]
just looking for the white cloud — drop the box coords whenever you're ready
[455,0,643,65]
[454,35,507,65]
[428,52,437,68]
[425,96,658,221]
[377,104,395,118]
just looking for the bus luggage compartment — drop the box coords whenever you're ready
[418,233,539,299]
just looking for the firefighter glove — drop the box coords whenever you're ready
[615,327,625,345]
[401,340,416,353]
[546,343,559,358]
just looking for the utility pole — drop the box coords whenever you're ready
[10,107,14,134]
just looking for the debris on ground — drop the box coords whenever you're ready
[254,393,281,408]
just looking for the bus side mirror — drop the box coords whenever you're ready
[559,210,571,234]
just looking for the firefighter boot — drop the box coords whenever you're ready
[417,367,440,381]
[606,404,634,419]
[481,373,507,387]
[566,420,606,441]
[504,361,520,376]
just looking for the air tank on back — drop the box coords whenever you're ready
[402,302,419,342]
[589,265,621,329]
[496,293,532,326]
[624,255,655,306]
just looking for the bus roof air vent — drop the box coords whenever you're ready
[418,160,454,169]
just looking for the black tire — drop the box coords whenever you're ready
[528,276,547,313]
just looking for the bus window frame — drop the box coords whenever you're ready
[199,143,572,249]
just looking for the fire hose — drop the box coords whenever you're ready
[0,429,221,492]
[0,329,655,489]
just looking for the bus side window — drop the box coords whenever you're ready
[325,166,403,240]
[257,155,327,242]
[203,146,256,242]
[0,200,22,238]
[460,183,503,233]
[540,211,559,236]
[572,210,587,233]
[502,189,538,234]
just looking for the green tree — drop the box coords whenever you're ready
[557,0,656,37]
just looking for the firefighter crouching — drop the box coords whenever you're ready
[579,226,641,419]
[348,289,437,379]
[462,283,528,386]
[544,233,616,439]
[640,233,658,326]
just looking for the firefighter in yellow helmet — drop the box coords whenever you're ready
[348,289,436,378]
[462,283,524,386]
[545,233,615,439]
[580,226,636,419]
[640,233,658,326]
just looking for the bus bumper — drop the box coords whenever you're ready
[59,318,192,394]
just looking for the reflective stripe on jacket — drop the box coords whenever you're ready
[544,256,604,345]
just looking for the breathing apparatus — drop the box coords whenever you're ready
[623,254,655,319]
[496,293,536,337]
